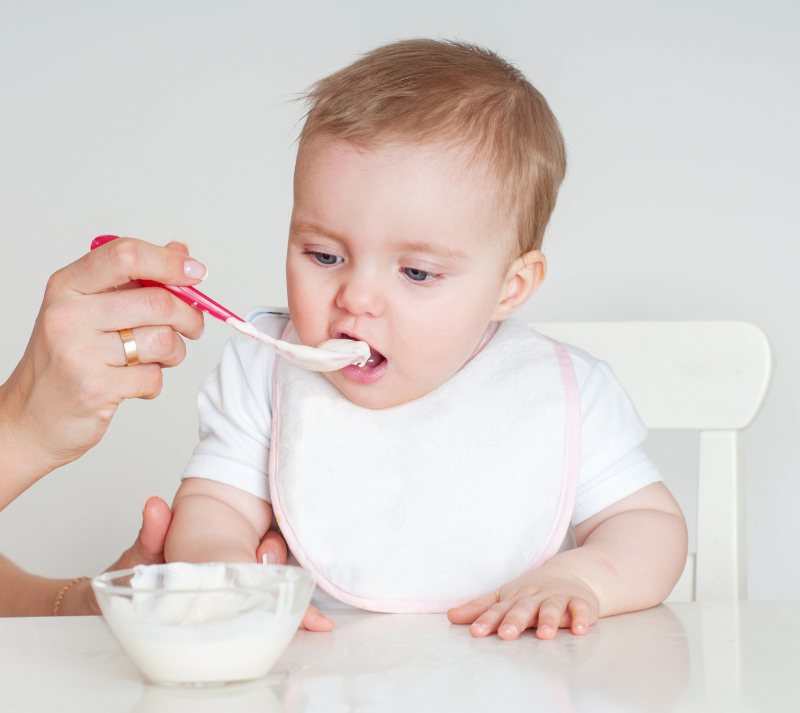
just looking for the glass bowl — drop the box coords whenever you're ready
[92,563,315,686]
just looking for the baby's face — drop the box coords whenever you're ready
[287,135,516,409]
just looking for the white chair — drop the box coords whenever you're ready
[531,321,774,602]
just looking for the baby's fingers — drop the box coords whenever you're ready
[535,597,568,640]
[467,600,516,638]
[498,598,540,640]
[447,590,499,626]
[567,597,594,636]
[300,605,335,632]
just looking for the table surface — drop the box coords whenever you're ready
[1,601,798,713]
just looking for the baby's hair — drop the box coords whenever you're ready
[299,38,567,256]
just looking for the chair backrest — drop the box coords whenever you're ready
[531,321,774,601]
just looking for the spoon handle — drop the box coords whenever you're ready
[90,235,245,323]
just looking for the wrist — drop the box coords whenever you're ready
[54,578,96,616]
[0,379,61,510]
[539,550,605,608]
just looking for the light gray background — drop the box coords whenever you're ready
[1,1,797,598]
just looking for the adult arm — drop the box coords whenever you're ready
[0,496,173,617]
[0,238,207,510]
[0,496,289,617]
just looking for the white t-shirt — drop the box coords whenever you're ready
[182,308,662,527]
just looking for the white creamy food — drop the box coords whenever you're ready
[99,563,309,685]
[228,318,370,372]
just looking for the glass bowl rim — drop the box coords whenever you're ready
[91,564,316,597]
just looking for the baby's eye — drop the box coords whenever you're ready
[313,252,343,266]
[402,267,437,282]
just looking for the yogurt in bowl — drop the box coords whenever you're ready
[92,562,315,686]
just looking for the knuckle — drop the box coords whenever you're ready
[164,248,182,278]
[191,309,205,335]
[151,326,176,356]
[179,306,205,339]
[45,268,68,296]
[167,333,187,366]
[108,238,140,272]
[515,599,537,616]
[76,372,106,405]
[144,287,174,319]
[541,597,563,611]
[541,607,561,622]
[570,597,589,611]
[95,407,115,430]
[136,364,163,399]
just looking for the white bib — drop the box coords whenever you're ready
[269,319,581,613]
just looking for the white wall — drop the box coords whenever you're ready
[1,1,798,598]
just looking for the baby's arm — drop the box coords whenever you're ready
[166,478,270,564]
[166,477,334,631]
[447,482,687,640]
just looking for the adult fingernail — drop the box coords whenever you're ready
[501,624,518,636]
[169,239,190,250]
[198,324,205,339]
[142,495,158,515]
[266,550,279,565]
[184,260,208,280]
[471,623,489,634]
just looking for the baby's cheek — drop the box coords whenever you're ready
[425,321,486,371]
[290,310,328,349]
[404,340,471,391]
[287,278,330,341]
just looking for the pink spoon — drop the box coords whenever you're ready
[91,234,243,322]
[90,235,370,372]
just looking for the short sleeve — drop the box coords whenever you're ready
[566,345,663,525]
[180,308,289,502]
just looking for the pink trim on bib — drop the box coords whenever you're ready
[269,322,581,613]
[517,337,581,575]
[464,321,500,365]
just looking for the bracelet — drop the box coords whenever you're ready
[53,577,90,616]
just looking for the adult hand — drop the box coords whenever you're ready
[0,238,208,510]
[59,497,293,616]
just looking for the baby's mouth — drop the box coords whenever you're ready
[337,333,387,370]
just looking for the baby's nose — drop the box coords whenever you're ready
[335,273,386,317]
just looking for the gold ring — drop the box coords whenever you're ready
[119,328,140,366]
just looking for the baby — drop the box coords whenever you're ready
[165,39,688,640]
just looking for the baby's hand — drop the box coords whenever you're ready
[447,569,599,640]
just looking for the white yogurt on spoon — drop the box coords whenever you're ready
[227,318,371,372]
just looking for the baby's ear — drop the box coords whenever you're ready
[492,250,547,321]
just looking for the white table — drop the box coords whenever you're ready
[1,602,798,712]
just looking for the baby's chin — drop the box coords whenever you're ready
[325,369,439,410]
